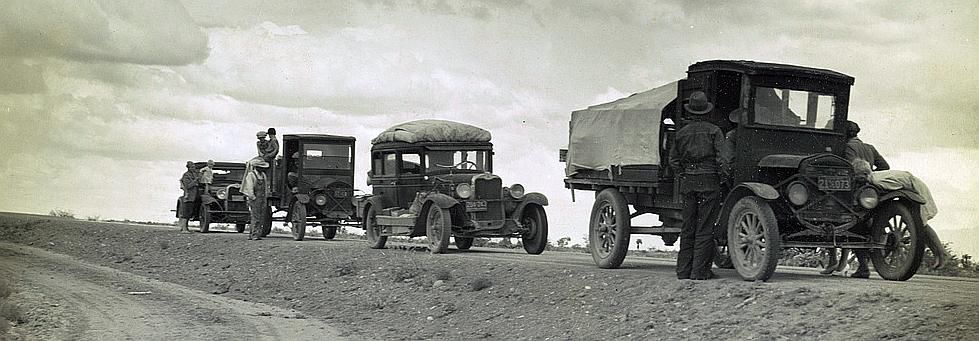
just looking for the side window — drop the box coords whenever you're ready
[401,153,421,175]
[372,152,383,175]
[381,153,396,176]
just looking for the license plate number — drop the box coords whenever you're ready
[231,195,245,201]
[817,176,850,191]
[334,190,349,198]
[465,200,488,212]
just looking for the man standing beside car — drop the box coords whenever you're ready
[843,120,890,278]
[241,158,270,240]
[669,91,732,280]
[177,161,199,233]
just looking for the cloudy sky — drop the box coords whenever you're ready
[1,0,977,255]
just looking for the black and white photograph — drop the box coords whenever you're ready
[1,0,977,340]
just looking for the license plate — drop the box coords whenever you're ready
[817,176,851,191]
[231,195,245,201]
[334,190,349,198]
[465,200,488,212]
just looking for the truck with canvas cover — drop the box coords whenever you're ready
[356,120,549,254]
[561,60,926,281]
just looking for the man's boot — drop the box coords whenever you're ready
[820,248,838,275]
[850,250,870,278]
[177,218,191,233]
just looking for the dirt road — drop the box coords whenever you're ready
[1,212,977,340]
[0,241,356,340]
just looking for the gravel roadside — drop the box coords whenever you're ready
[1,213,977,340]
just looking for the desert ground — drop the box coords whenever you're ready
[1,212,977,340]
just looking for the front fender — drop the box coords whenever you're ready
[714,183,778,244]
[513,192,548,218]
[424,193,460,210]
[879,189,926,205]
[201,194,218,205]
[294,194,311,204]
[737,182,779,200]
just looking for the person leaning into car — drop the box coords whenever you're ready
[669,91,733,280]
[241,158,270,240]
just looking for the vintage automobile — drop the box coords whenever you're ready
[174,161,250,233]
[265,134,360,241]
[562,60,926,281]
[355,120,549,254]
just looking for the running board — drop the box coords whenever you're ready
[629,226,681,235]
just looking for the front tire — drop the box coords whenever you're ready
[589,188,631,269]
[426,205,451,254]
[199,205,211,233]
[290,203,307,241]
[520,205,548,255]
[364,205,387,249]
[727,196,780,281]
[870,202,925,281]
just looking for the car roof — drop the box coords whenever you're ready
[688,60,855,85]
[194,161,245,168]
[284,134,356,142]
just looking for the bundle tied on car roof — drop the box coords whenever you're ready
[371,119,492,144]
[566,81,677,176]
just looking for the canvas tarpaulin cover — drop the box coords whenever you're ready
[371,119,492,144]
[565,81,677,176]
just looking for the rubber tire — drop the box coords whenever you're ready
[869,202,925,281]
[199,205,211,233]
[455,236,474,250]
[521,205,548,255]
[727,196,780,281]
[426,204,451,254]
[291,203,306,241]
[323,225,338,240]
[235,223,246,233]
[713,245,735,269]
[365,205,387,249]
[589,188,631,269]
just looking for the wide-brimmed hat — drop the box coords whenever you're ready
[185,161,195,168]
[248,157,269,168]
[684,91,714,115]
[256,131,268,138]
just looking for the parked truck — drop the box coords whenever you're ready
[561,60,926,281]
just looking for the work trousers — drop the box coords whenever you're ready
[248,197,267,239]
[677,188,721,279]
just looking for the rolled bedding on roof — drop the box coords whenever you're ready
[371,119,492,144]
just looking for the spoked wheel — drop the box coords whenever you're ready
[455,236,474,250]
[713,245,734,269]
[870,202,924,281]
[235,223,246,233]
[199,204,211,233]
[323,225,338,240]
[520,205,548,255]
[364,205,387,249]
[727,196,780,281]
[290,203,307,241]
[589,189,631,269]
[426,205,451,254]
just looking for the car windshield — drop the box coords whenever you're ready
[212,167,244,182]
[753,86,836,130]
[425,150,489,173]
[304,143,352,170]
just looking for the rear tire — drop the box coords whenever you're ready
[291,203,306,241]
[455,237,474,250]
[870,202,925,281]
[199,205,211,233]
[727,196,780,281]
[323,225,338,240]
[235,223,246,233]
[521,205,548,255]
[365,205,387,249]
[589,188,631,269]
[426,205,451,254]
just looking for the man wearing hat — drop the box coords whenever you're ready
[177,161,200,233]
[841,120,890,278]
[261,128,279,163]
[668,91,732,280]
[241,158,270,240]
[256,130,270,159]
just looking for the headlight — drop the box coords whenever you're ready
[314,194,328,206]
[216,188,228,200]
[455,183,472,199]
[786,182,808,206]
[509,184,525,199]
[858,187,879,209]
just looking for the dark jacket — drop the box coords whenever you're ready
[669,120,732,176]
[845,137,889,171]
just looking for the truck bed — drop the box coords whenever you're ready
[564,165,660,191]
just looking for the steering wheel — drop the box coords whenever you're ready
[455,160,478,170]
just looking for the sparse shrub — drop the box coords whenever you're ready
[0,301,24,324]
[48,209,76,219]
[470,278,493,291]
[433,269,452,281]
[86,215,101,221]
